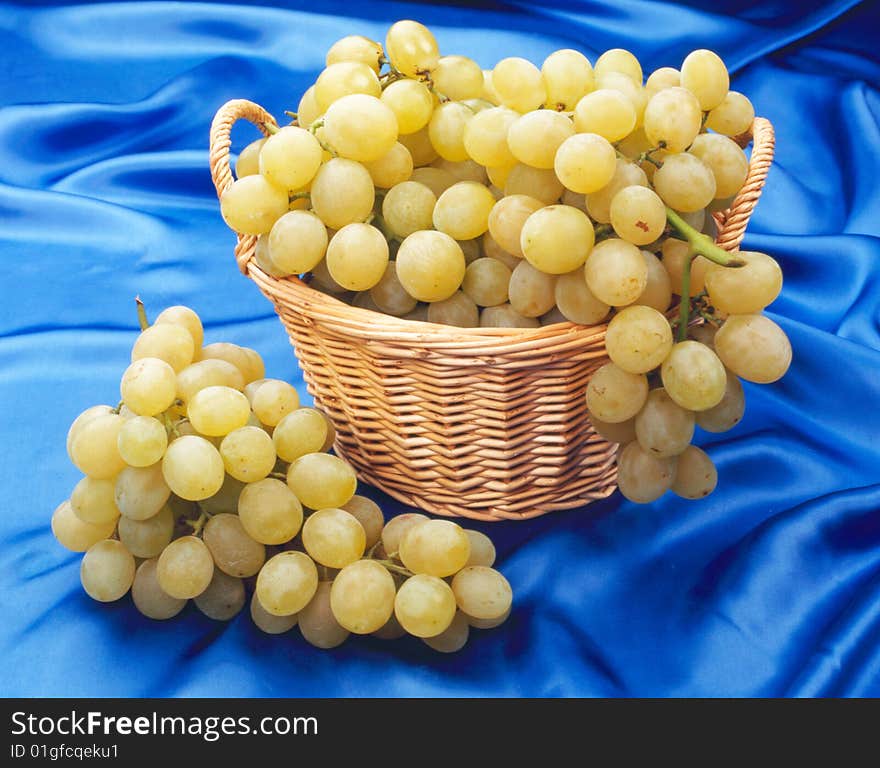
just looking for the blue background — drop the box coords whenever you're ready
[1,0,879,697]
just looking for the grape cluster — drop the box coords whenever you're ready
[53,303,511,652]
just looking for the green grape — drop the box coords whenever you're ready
[635,388,695,457]
[154,305,203,349]
[508,110,575,170]
[450,566,512,621]
[428,101,473,162]
[555,269,610,324]
[66,405,113,460]
[287,453,357,510]
[595,48,642,83]
[326,223,390,291]
[688,133,749,199]
[238,478,303,545]
[646,66,681,95]
[653,153,716,212]
[385,19,439,77]
[573,90,636,143]
[542,48,594,111]
[585,158,648,224]
[326,34,383,73]
[117,415,167,467]
[409,166,457,197]
[70,412,127,480]
[248,379,299,427]
[219,426,276,484]
[706,91,754,137]
[485,162,515,190]
[433,181,495,240]
[258,126,323,190]
[272,408,327,463]
[704,251,783,314]
[461,257,511,308]
[131,321,195,373]
[466,608,511,629]
[194,569,246,621]
[616,126,653,160]
[323,94,398,163]
[302,508,365,568]
[616,441,677,503]
[80,539,135,602]
[554,133,617,194]
[492,57,546,113]
[464,529,496,568]
[395,230,466,302]
[51,499,115,552]
[595,71,648,129]
[661,341,727,410]
[118,504,174,559]
[120,358,177,417]
[458,237,482,265]
[432,55,484,100]
[628,250,673,312]
[521,204,594,274]
[643,86,702,153]
[562,189,587,212]
[671,445,718,499]
[131,559,187,620]
[689,322,718,349]
[584,238,648,306]
[589,414,637,444]
[480,304,540,328]
[187,386,250,437]
[427,291,480,327]
[203,513,265,578]
[363,142,413,188]
[488,194,544,258]
[399,519,471,577]
[398,125,439,166]
[234,137,266,179]
[372,614,407,640]
[314,61,381,112]
[714,314,792,384]
[298,582,350,648]
[382,181,437,238]
[198,474,245,518]
[661,239,712,297]
[267,210,328,276]
[481,230,520,269]
[508,259,557,318]
[220,174,289,235]
[504,164,564,204]
[115,463,171,521]
[162,435,225,501]
[296,85,322,129]
[310,157,375,230]
[250,592,298,634]
[432,157,488,184]
[604,305,673,374]
[681,49,729,110]
[381,512,429,555]
[157,535,215,599]
[71,476,120,526]
[696,372,745,433]
[256,551,318,616]
[198,342,254,382]
[329,560,396,634]
[609,186,667,245]
[541,307,567,325]
[177,359,245,406]
[395,574,457,638]
[585,362,649,423]
[381,79,434,135]
[341,495,384,549]
[423,610,469,653]
[370,262,418,316]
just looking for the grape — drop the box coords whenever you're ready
[115,463,171,521]
[71,476,120,526]
[248,379,299,427]
[395,230,466,302]
[555,269,610,324]
[520,205,594,275]
[395,574,457,638]
[635,388,695,457]
[661,239,712,297]
[464,529,496,567]
[585,159,648,224]
[340,496,384,549]
[689,322,718,349]
[554,133,617,194]
[646,66,681,95]
[381,512,429,555]
[585,362,649,422]
[457,237,482,264]
[504,164,563,204]
[433,181,495,240]
[194,569,246,621]
[131,558,187,620]
[154,305,203,349]
[381,79,433,135]
[432,157,487,184]
[266,210,328,276]
[584,238,648,306]
[177,363,243,410]
[403,304,430,322]
[272,408,327,464]
[492,57,546,113]
[256,551,318,616]
[605,305,673,374]
[652,153,716,212]
[118,504,174,559]
[542,48,594,110]
[466,608,510,629]
[326,223,390,291]
[485,163,515,190]
[642,86,703,154]
[66,405,113,460]
[250,592,298,634]
[595,48,642,83]
[385,19,439,77]
[450,566,512,621]
[287,452,357,510]
[203,513,265,578]
[382,181,437,238]
[461,257,511,307]
[238,478,303,545]
[187,385,250,438]
[461,106,517,168]
[696,372,744,433]
[543,305,572,324]
[508,259,557,318]
[363,142,413,189]
[431,54,483,100]
[310,157,375,230]
[481,230,520,269]
[629,250,673,312]
[398,125,439,166]
[609,186,667,246]
[295,85,322,128]
[428,101,473,162]
[681,49,729,110]
[370,262,418,316]
[714,314,792,384]
[298,582,350,648]
[155,535,213,599]
[507,110,575,170]
[671,445,718,499]
[80,539,135,602]
[399,519,471,577]
[573,90,636,143]
[589,414,637,444]
[689,134,749,200]
[488,195,544,258]
[596,71,648,128]
[314,61,381,112]
[51,499,115,552]
[661,341,727,410]
[328,560,396,634]
[322,94,398,163]
[234,137,266,179]
[131,321,195,373]
[220,174,289,235]
[706,91,754,137]
[427,291,479,327]
[162,435,225,501]
[410,166,457,197]
[302,508,366,569]
[616,441,677,503]
[70,412,128,480]
[372,614,407,640]
[258,126,323,190]
[120,358,177,417]
[480,304,540,328]
[198,343,254,383]
[423,610,469,653]
[326,34,383,73]
[704,251,782,315]
[117,416,167,467]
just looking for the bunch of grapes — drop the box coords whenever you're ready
[53,303,511,652]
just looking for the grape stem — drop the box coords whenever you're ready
[676,245,694,342]
[371,559,414,578]
[262,122,279,135]
[665,207,745,268]
[135,296,149,330]
[269,471,288,481]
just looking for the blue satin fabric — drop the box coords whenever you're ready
[1,0,878,698]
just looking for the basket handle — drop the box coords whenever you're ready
[714,117,775,251]
[209,99,279,274]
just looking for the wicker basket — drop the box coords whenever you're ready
[209,99,775,521]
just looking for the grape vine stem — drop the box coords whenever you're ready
[135,296,149,331]
[371,559,413,578]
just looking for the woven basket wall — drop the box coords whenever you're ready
[209,99,775,521]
